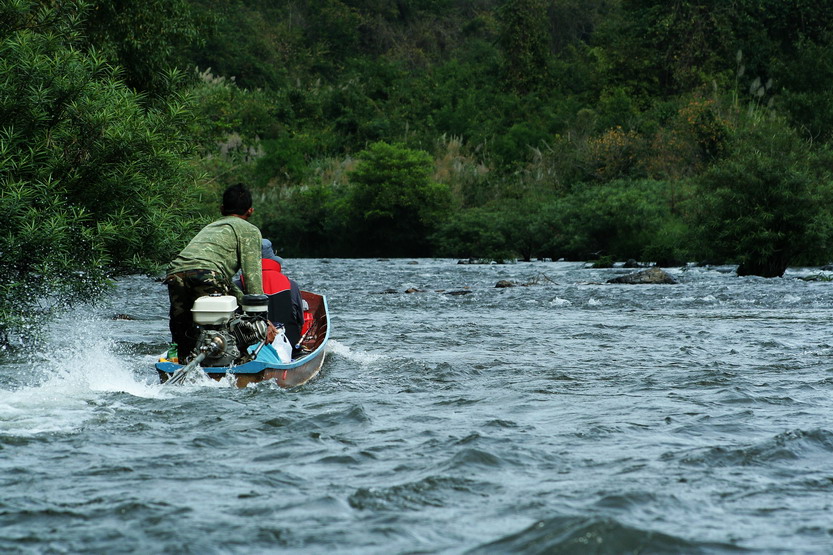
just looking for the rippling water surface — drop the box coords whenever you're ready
[2,259,832,554]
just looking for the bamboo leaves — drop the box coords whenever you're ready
[0,0,202,345]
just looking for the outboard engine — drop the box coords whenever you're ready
[229,294,270,353]
[190,293,270,367]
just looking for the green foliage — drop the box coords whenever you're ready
[255,136,314,187]
[184,0,470,88]
[0,0,203,343]
[491,122,551,170]
[433,179,689,264]
[0,179,110,344]
[498,0,550,94]
[772,35,833,142]
[433,195,554,262]
[82,0,203,96]
[596,1,741,98]
[596,87,640,130]
[256,143,459,259]
[188,72,284,146]
[134,0,833,275]
[591,255,615,268]
[348,142,451,256]
[259,182,353,258]
[433,206,516,262]
[547,179,687,262]
[694,117,833,277]
[185,1,290,89]
[6,0,833,342]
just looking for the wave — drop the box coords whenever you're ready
[679,429,833,467]
[467,515,744,554]
[348,475,497,512]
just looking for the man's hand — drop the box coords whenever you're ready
[266,322,278,344]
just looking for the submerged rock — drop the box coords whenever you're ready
[607,267,677,284]
[495,280,516,288]
[799,274,833,282]
[112,313,136,320]
[457,258,510,265]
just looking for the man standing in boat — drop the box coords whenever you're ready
[164,183,264,362]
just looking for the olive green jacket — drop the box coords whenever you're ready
[167,216,263,298]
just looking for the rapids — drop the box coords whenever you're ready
[1,259,831,553]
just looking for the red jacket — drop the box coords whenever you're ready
[261,258,291,295]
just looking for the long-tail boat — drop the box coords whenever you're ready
[155,291,329,388]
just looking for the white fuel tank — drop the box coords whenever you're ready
[191,295,237,325]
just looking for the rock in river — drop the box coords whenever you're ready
[607,267,677,284]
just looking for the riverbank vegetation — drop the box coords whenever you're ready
[3,0,833,341]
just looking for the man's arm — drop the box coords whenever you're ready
[239,225,263,294]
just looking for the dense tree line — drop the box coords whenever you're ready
[180,0,833,272]
[3,0,833,342]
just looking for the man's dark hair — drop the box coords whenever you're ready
[221,183,253,215]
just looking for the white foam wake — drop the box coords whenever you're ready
[327,339,387,364]
[0,308,171,436]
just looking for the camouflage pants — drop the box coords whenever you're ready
[165,269,231,361]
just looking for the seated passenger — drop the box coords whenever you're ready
[261,239,304,346]
[237,239,304,346]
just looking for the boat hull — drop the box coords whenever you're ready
[156,292,330,388]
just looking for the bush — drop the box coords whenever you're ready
[258,181,352,258]
[432,206,516,262]
[81,0,202,97]
[0,1,203,344]
[433,194,558,262]
[347,142,451,256]
[693,117,833,276]
[772,37,833,143]
[546,179,686,262]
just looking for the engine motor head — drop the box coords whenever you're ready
[194,328,240,367]
[228,313,269,351]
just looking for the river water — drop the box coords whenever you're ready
[1,259,832,554]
